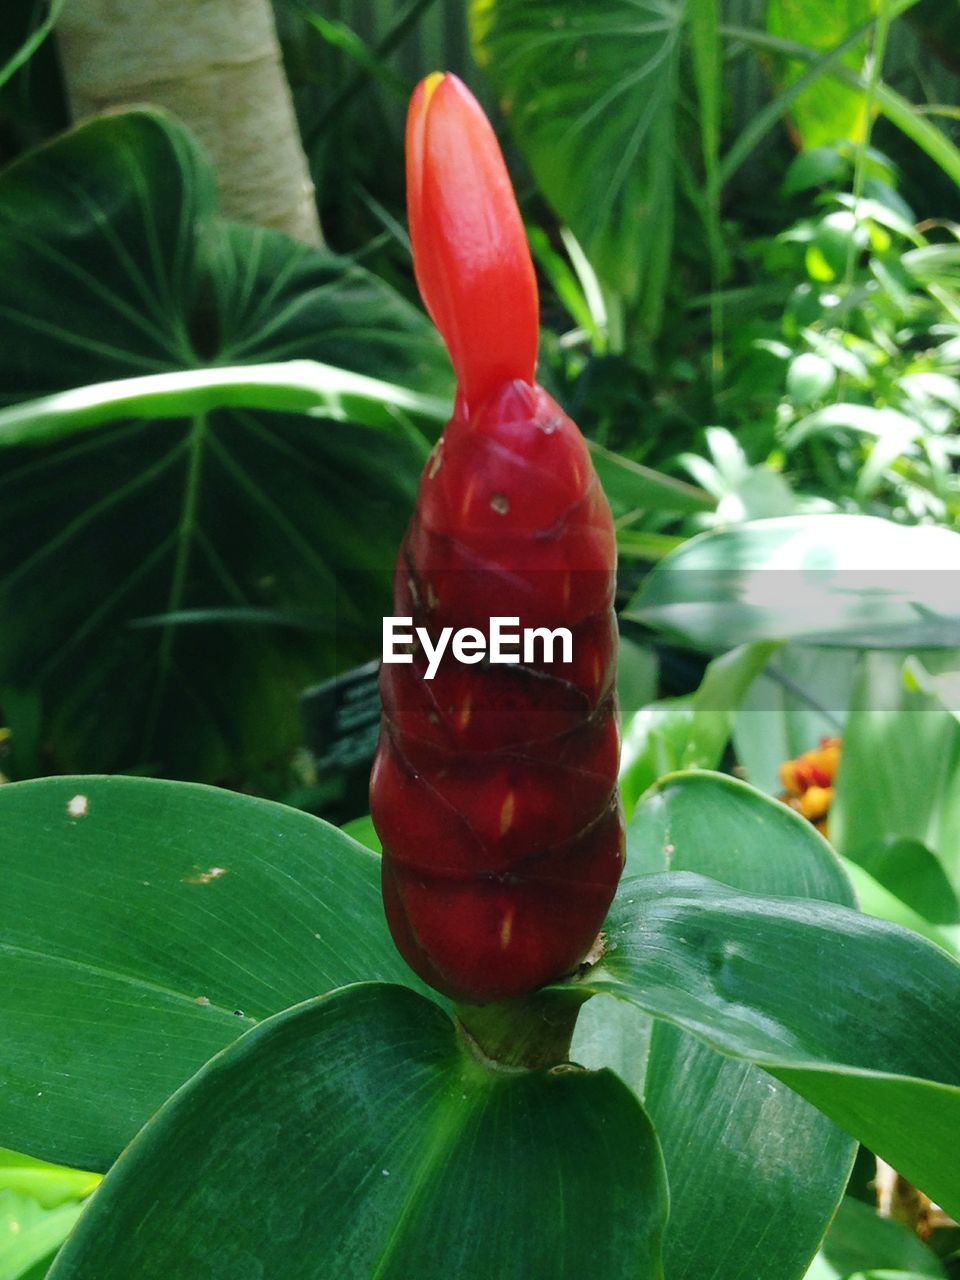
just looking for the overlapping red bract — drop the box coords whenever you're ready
[370,74,624,1003]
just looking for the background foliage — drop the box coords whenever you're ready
[2,0,960,1277]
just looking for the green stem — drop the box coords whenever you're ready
[456,988,592,1072]
[142,412,207,755]
[843,0,893,296]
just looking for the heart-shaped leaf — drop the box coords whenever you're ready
[471,0,684,327]
[46,984,668,1280]
[0,107,452,781]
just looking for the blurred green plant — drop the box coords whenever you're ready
[0,107,452,784]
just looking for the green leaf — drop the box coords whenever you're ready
[0,0,65,91]
[0,1152,98,1211]
[765,0,878,150]
[806,1195,946,1279]
[471,0,684,328]
[720,25,960,189]
[617,771,857,1280]
[46,985,669,1280]
[830,652,960,899]
[0,108,451,781]
[340,813,382,852]
[588,440,714,516]
[0,363,449,448]
[584,854,960,1218]
[905,654,960,725]
[838,857,960,956]
[616,636,661,723]
[619,642,777,818]
[733,644,853,795]
[625,770,852,896]
[788,352,838,405]
[626,515,960,650]
[0,1192,83,1280]
[0,775,424,1172]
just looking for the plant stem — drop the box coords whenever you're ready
[843,0,893,296]
[456,988,592,1072]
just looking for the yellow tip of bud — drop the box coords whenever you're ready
[421,71,445,107]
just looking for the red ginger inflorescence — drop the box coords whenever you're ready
[369,72,624,1004]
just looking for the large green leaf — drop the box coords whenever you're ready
[626,516,960,650]
[47,984,668,1280]
[0,774,423,1172]
[583,849,960,1218]
[621,772,855,1280]
[0,362,450,448]
[470,0,684,328]
[0,107,451,781]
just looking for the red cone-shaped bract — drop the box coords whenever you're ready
[370,75,623,1004]
[405,73,538,416]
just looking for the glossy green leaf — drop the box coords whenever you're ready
[0,1193,83,1280]
[619,642,777,818]
[471,0,684,328]
[0,108,451,781]
[805,1195,945,1279]
[0,362,449,448]
[839,857,960,956]
[625,771,851,895]
[618,771,855,1280]
[626,516,960,650]
[584,850,960,1219]
[47,985,668,1280]
[0,775,423,1172]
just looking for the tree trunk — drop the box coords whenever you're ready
[56,0,322,246]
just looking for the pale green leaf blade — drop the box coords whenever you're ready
[626,515,960,649]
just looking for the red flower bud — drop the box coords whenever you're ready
[370,74,624,1004]
[405,73,539,416]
